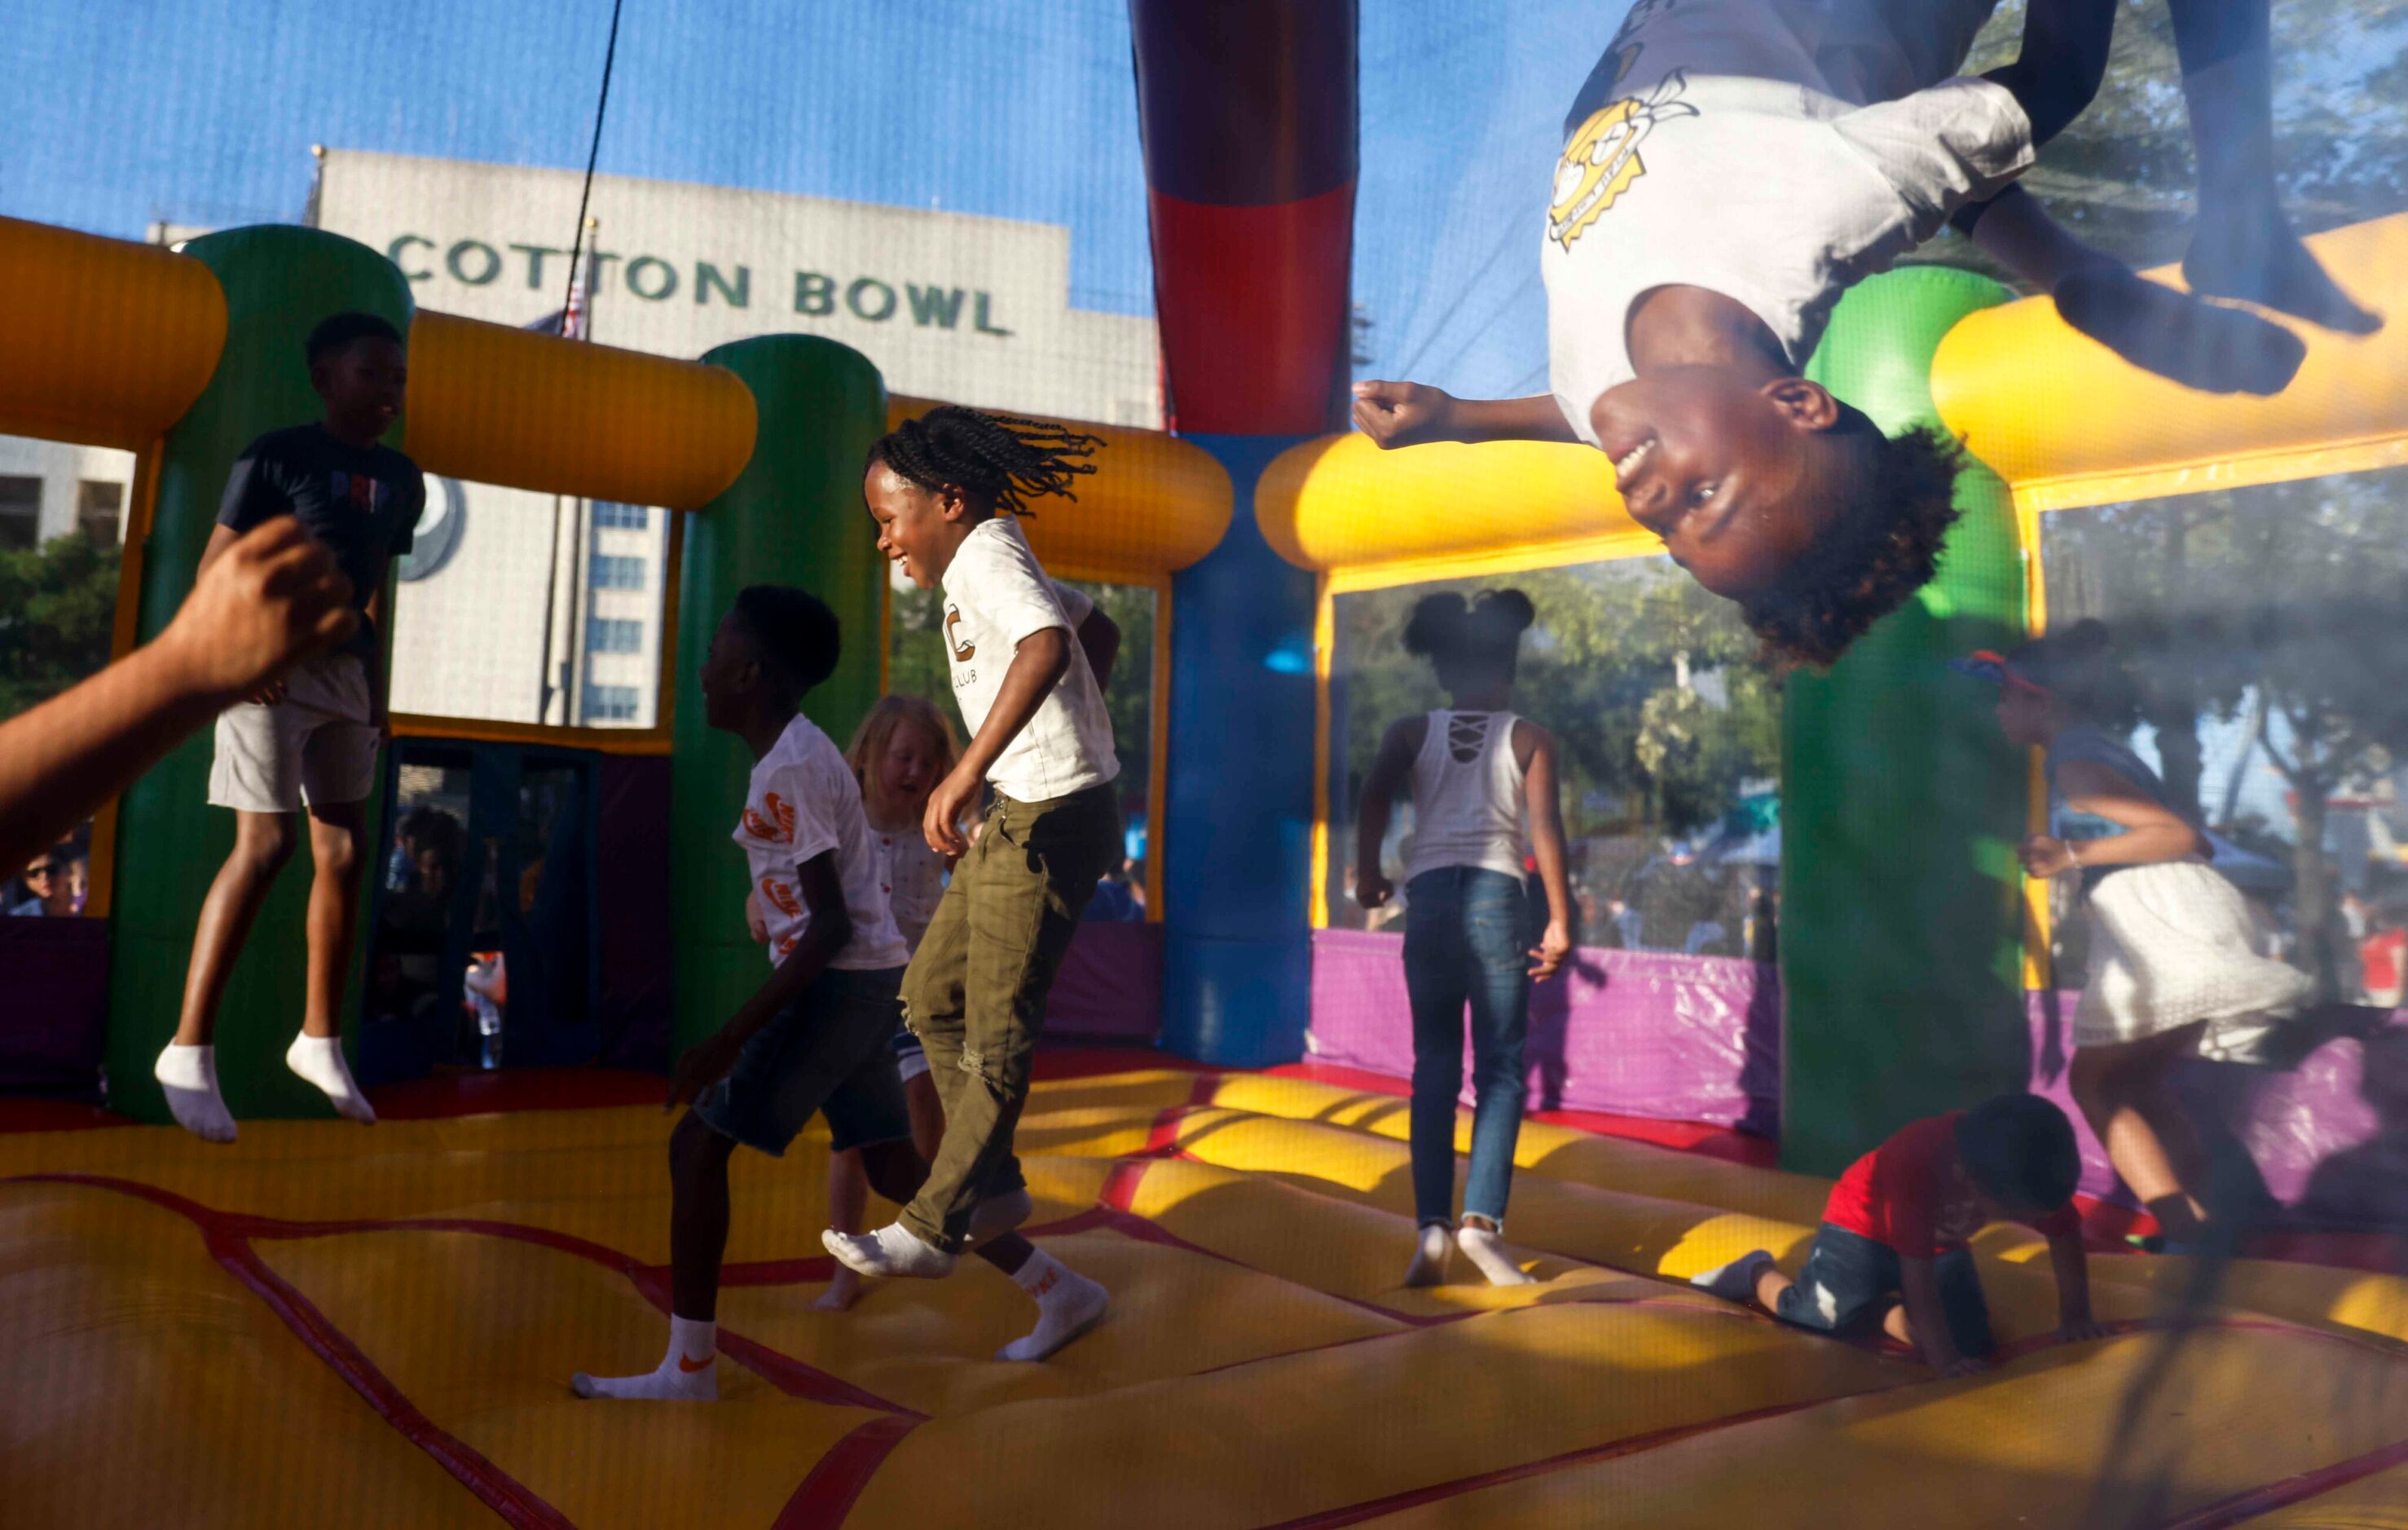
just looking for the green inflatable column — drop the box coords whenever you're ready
[670,336,887,1058]
[1778,266,2027,1175]
[106,227,413,1123]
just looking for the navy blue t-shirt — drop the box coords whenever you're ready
[216,424,422,660]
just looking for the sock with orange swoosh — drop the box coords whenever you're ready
[573,1315,717,1400]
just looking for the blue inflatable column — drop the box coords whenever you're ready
[1161,437,1318,1066]
[1133,0,1357,1066]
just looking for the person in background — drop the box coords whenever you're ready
[158,310,423,1143]
[1693,1093,2106,1374]
[8,845,64,917]
[1356,588,1574,1288]
[1961,622,2312,1245]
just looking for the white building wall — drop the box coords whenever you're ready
[307,149,1159,729]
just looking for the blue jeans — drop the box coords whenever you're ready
[1776,1224,1996,1360]
[1402,867,1530,1229]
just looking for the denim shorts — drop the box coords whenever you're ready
[692,965,911,1157]
[1775,1223,1996,1360]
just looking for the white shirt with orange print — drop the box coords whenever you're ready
[1542,0,2030,447]
[732,714,911,973]
[938,517,1119,803]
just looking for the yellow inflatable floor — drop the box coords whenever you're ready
[6,1064,2407,1528]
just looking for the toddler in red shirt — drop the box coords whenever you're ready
[1694,1094,2105,1376]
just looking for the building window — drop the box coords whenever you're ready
[588,553,645,591]
[77,480,124,543]
[0,477,39,550]
[592,501,649,530]
[587,618,643,654]
[583,684,641,722]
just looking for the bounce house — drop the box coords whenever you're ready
[4,3,2408,1526]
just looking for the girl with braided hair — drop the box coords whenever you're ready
[829,407,1121,1319]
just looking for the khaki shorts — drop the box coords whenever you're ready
[208,653,380,813]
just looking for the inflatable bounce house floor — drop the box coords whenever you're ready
[7,1056,2408,1528]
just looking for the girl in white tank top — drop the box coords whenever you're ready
[1354,590,1574,1290]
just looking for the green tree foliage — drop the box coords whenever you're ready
[886,572,1156,816]
[1927,0,2408,286]
[0,528,121,720]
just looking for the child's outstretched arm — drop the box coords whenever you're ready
[922,627,1072,857]
[1353,718,1424,911]
[1519,723,1575,980]
[2047,1231,2107,1343]
[1899,1257,1987,1378]
[1352,381,1579,449]
[0,518,354,876]
[667,851,852,1110]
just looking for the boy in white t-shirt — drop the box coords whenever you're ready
[830,407,1125,1282]
[1355,0,2379,668]
[574,586,1107,1399]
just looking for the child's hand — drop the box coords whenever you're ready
[1351,380,1459,449]
[2018,834,2078,878]
[1529,919,1574,981]
[744,890,768,945]
[1355,868,1393,910]
[924,765,979,858]
[667,1029,746,1111]
[163,519,357,701]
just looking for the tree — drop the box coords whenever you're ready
[1926,0,2408,288]
[0,527,121,720]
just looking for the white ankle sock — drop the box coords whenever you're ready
[154,1042,236,1143]
[573,1315,717,1400]
[813,1264,865,1312]
[823,1222,955,1279]
[1457,1224,1535,1286]
[1404,1223,1452,1287]
[997,1249,1109,1361]
[286,1034,376,1123]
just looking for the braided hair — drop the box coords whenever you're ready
[866,404,1103,519]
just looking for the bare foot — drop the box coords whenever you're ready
[814,1266,865,1312]
[2185,195,2383,336]
[2054,266,2305,395]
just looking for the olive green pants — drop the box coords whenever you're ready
[898,781,1120,1251]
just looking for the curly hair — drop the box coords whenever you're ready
[1403,587,1538,679]
[1732,423,1966,670]
[729,584,841,699]
[866,403,1103,518]
[306,310,403,367]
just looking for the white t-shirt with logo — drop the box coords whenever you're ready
[1542,0,2031,447]
[732,714,912,972]
[938,517,1120,802]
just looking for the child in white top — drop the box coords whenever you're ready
[1356,590,1574,1288]
[832,406,1126,1301]
[573,587,1107,1401]
[1354,0,2378,670]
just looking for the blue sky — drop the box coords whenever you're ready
[1,0,1615,401]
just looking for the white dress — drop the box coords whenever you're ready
[2055,728,2309,1060]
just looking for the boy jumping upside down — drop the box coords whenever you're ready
[1357,0,2379,669]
